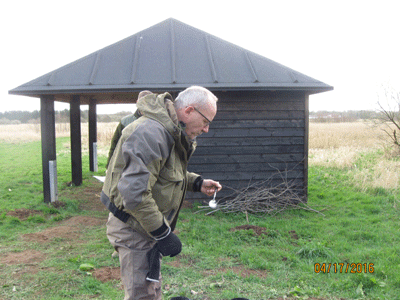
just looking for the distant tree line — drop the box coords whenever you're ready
[0,110,131,124]
[309,110,380,122]
[0,109,383,125]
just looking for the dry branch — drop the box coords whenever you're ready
[375,85,400,151]
[197,168,326,217]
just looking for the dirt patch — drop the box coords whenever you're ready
[22,226,79,243]
[165,259,183,269]
[51,201,67,209]
[92,266,121,283]
[59,179,107,212]
[288,230,299,240]
[229,266,268,279]
[229,225,268,236]
[203,265,268,279]
[61,216,105,227]
[0,250,46,265]
[181,200,193,209]
[22,217,105,243]
[2,182,112,295]
[6,208,42,220]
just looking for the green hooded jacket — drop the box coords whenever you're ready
[101,92,201,239]
[106,110,142,168]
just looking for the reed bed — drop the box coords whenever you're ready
[309,121,399,190]
[309,121,385,149]
[0,122,118,156]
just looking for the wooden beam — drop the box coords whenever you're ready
[303,93,309,200]
[89,99,98,172]
[70,95,82,186]
[40,96,58,203]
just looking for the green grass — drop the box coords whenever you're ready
[1,139,399,299]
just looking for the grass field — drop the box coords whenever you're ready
[0,122,399,299]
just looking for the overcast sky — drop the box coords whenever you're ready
[2,0,399,114]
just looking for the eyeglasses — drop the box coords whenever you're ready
[193,107,212,125]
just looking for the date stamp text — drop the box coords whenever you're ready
[314,263,374,274]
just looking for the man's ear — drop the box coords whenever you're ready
[184,106,194,114]
[176,106,191,124]
[183,106,194,117]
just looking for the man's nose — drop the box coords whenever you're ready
[203,125,209,133]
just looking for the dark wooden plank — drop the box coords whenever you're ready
[216,178,304,189]
[88,99,97,172]
[208,119,305,129]
[217,101,304,111]
[70,96,82,186]
[40,96,57,203]
[185,178,306,201]
[214,110,304,120]
[303,94,309,200]
[215,90,305,103]
[191,170,304,182]
[189,153,305,165]
[189,162,303,173]
[200,127,304,138]
[193,145,304,155]
[196,137,304,147]
[220,178,305,190]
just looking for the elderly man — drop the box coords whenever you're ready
[101,86,221,300]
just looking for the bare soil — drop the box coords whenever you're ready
[202,265,268,279]
[229,224,268,236]
[92,266,121,283]
[6,208,42,220]
[1,181,112,282]
[1,183,313,298]
[2,183,204,285]
[60,179,107,212]
[1,250,46,265]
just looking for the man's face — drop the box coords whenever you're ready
[183,103,216,140]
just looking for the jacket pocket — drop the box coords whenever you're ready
[154,167,184,214]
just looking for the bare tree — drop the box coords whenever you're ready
[376,85,400,152]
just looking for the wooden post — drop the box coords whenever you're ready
[40,96,58,203]
[70,95,82,186]
[303,93,309,201]
[89,99,98,172]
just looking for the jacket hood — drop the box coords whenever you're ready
[136,92,180,137]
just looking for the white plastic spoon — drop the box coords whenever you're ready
[209,189,217,208]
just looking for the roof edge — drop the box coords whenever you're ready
[9,83,333,97]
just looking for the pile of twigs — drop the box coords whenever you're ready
[197,175,325,218]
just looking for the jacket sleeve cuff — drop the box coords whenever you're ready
[192,176,204,192]
[149,221,171,240]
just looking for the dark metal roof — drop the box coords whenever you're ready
[9,18,332,104]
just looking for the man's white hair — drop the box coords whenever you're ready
[174,86,218,110]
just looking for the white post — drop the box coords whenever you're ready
[49,160,58,202]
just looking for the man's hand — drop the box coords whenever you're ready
[201,179,222,197]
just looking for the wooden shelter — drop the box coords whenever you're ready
[9,18,332,203]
